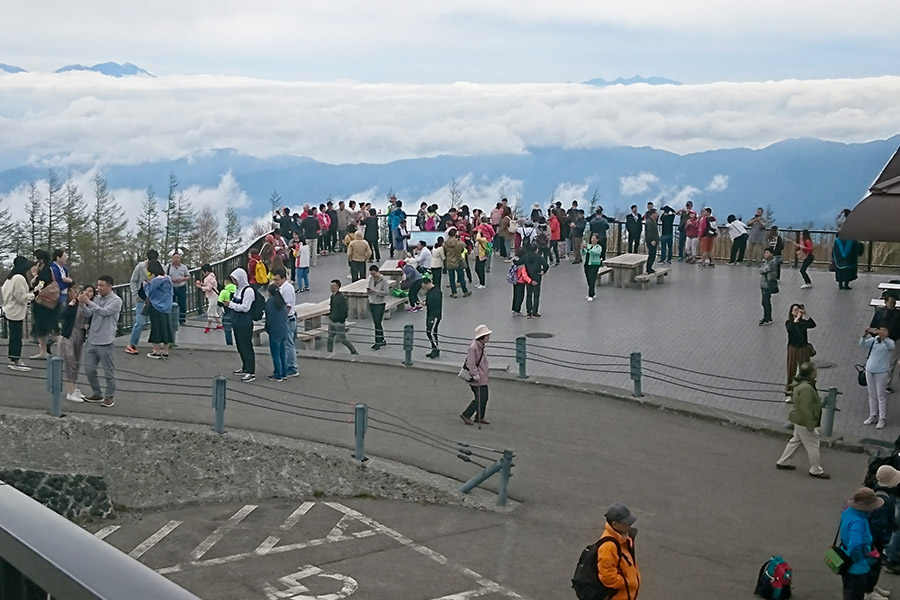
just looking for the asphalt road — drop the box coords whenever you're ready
[0,349,889,599]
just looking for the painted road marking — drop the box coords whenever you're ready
[93,525,120,540]
[256,501,315,554]
[325,502,528,599]
[431,589,504,600]
[262,565,358,600]
[189,504,257,561]
[129,520,183,559]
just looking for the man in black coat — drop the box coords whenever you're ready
[625,205,643,253]
[645,209,660,274]
[327,279,358,354]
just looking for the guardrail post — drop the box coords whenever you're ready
[629,352,643,398]
[403,324,414,366]
[821,387,840,437]
[354,403,368,462]
[47,355,62,417]
[460,460,504,495]
[497,450,515,507]
[516,336,527,379]
[212,376,226,434]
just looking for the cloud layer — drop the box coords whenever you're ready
[1,73,900,169]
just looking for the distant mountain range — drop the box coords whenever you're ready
[1,138,896,229]
[0,61,154,77]
[582,75,682,86]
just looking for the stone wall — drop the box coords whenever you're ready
[0,408,508,512]
[0,469,114,520]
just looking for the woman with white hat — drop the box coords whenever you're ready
[460,324,491,425]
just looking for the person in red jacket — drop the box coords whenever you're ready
[548,211,562,266]
[797,229,815,289]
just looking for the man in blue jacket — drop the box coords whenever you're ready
[840,487,883,600]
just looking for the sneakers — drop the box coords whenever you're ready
[800,284,813,289]
[878,419,887,430]
[266,375,284,382]
[587,296,594,302]
[874,585,892,597]
[759,319,772,326]
[204,327,211,334]
[426,349,440,359]
[8,360,31,372]
[241,373,256,383]
[864,416,878,425]
[460,414,474,425]
[66,390,85,403]
[285,371,299,378]
[233,368,246,375]
[866,591,889,600]
[83,394,104,403]
[512,311,524,317]
[450,293,458,298]
[809,472,831,480]
[463,291,472,297]
[124,345,139,355]
[147,352,163,359]
[100,398,115,408]
[215,325,224,330]
[476,284,485,289]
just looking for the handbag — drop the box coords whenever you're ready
[458,348,484,383]
[856,340,875,387]
[35,281,60,309]
[807,343,817,357]
[824,525,851,575]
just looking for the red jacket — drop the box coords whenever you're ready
[248,254,263,284]
[549,216,561,241]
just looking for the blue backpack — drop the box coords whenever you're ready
[506,264,518,285]
[754,555,792,599]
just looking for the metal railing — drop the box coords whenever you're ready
[0,481,199,600]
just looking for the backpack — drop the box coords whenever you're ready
[249,288,266,321]
[706,219,718,237]
[754,555,792,599]
[863,437,900,488]
[536,228,549,248]
[506,264,518,285]
[255,261,268,285]
[571,537,620,600]
[870,490,898,549]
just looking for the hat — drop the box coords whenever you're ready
[605,502,637,525]
[877,465,900,488]
[473,324,493,339]
[12,256,34,272]
[848,487,884,512]
[398,260,406,267]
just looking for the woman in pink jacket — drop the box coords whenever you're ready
[460,324,492,425]
[194,264,221,333]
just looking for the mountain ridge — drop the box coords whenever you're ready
[54,62,155,78]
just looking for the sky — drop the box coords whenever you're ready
[1,1,898,83]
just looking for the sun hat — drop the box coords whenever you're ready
[473,324,493,339]
[605,502,637,525]
[848,487,884,512]
[877,465,900,489]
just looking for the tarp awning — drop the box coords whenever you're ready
[839,147,900,241]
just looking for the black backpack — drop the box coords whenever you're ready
[863,435,900,488]
[571,537,620,600]
[249,288,265,321]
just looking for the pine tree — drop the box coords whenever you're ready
[23,181,47,252]
[45,169,63,251]
[0,196,16,264]
[60,179,89,267]
[223,204,243,257]
[164,172,179,253]
[136,186,161,255]
[89,172,127,279]
[189,205,222,265]
[268,189,282,215]
[173,190,195,261]
[764,203,776,226]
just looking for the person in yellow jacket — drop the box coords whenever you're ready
[598,502,641,600]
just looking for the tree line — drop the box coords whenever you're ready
[0,170,244,286]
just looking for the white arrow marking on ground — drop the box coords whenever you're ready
[189,504,257,561]
[262,564,358,600]
[93,525,120,540]
[256,501,315,554]
[129,520,183,559]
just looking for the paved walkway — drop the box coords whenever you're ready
[0,350,881,599]
[137,250,899,443]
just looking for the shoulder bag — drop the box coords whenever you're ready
[856,340,875,387]
[35,281,60,309]
[458,348,485,383]
[824,524,851,575]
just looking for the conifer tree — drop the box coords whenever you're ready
[164,172,179,253]
[23,181,47,252]
[60,178,89,266]
[189,205,222,265]
[45,169,63,251]
[0,196,16,264]
[223,204,243,257]
[89,172,127,278]
[269,189,282,215]
[136,186,161,255]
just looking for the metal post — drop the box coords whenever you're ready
[402,324,413,366]
[459,459,503,495]
[516,336,527,379]
[354,403,368,462]
[821,387,839,437]
[793,230,800,269]
[867,242,874,272]
[212,376,226,434]
[497,450,515,507]
[47,355,62,417]
[629,352,643,398]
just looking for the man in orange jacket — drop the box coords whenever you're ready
[598,502,642,600]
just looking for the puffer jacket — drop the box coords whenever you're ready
[597,522,641,600]
[347,232,373,262]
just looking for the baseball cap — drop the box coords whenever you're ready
[605,502,637,525]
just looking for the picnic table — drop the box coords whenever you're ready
[340,278,402,320]
[878,283,900,291]
[379,259,404,280]
[603,253,647,288]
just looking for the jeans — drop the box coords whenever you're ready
[284,316,297,375]
[129,299,148,347]
[350,261,367,282]
[463,385,489,420]
[269,337,287,379]
[494,235,507,258]
[730,234,748,263]
[761,289,772,321]
[297,267,309,289]
[369,303,385,345]
[327,322,357,353]
[646,243,657,272]
[426,316,441,350]
[7,320,23,362]
[660,234,673,262]
[887,504,900,562]
[584,264,600,298]
[800,254,814,284]
[842,571,869,600]
[512,283,525,313]
[172,286,187,324]
[526,282,541,316]
[222,308,233,345]
[84,342,116,398]
[233,323,255,374]
[551,242,560,264]
[448,267,468,294]
[408,279,422,307]
[475,259,486,286]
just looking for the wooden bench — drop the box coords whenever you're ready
[383,296,407,319]
[633,267,670,290]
